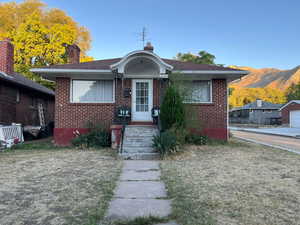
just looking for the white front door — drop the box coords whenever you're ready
[132,79,153,121]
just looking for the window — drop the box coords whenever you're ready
[183,80,211,103]
[71,80,114,103]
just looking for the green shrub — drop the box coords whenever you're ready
[160,85,185,130]
[186,133,208,145]
[152,130,178,157]
[72,126,111,149]
[170,125,188,145]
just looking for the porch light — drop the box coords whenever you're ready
[152,107,160,117]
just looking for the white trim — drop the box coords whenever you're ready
[131,79,153,122]
[279,100,300,111]
[173,70,249,74]
[69,78,115,103]
[289,111,292,128]
[110,50,173,71]
[30,68,112,73]
[30,68,248,75]
[182,80,213,104]
[123,74,168,79]
[0,71,13,78]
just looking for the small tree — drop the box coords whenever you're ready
[160,84,185,131]
[286,83,300,101]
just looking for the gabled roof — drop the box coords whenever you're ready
[231,100,283,112]
[0,72,54,96]
[34,58,244,72]
[279,100,300,110]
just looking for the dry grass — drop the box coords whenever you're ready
[0,148,122,225]
[161,139,300,225]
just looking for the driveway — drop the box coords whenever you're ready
[231,130,300,154]
[230,127,300,138]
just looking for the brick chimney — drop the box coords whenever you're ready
[144,42,154,52]
[0,38,14,75]
[256,99,262,107]
[66,44,80,64]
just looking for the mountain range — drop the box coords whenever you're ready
[230,65,300,90]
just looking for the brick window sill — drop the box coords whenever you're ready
[68,103,115,106]
[184,103,214,106]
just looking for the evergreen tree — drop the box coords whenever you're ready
[160,84,185,130]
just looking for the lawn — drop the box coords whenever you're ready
[0,140,122,225]
[161,139,300,225]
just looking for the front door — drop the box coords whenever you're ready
[132,79,153,122]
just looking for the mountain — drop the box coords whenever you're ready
[230,65,300,90]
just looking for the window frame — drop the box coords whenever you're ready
[70,78,115,104]
[183,80,213,104]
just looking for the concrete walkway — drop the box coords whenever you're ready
[106,160,178,224]
[230,126,300,138]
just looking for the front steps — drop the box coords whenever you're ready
[119,125,159,160]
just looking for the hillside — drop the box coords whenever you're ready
[230,65,300,90]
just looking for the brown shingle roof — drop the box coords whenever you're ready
[41,58,243,72]
[0,72,54,96]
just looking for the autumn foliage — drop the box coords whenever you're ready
[0,0,92,89]
[229,87,287,108]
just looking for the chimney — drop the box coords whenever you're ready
[0,38,14,75]
[256,99,262,107]
[66,44,80,64]
[144,42,154,52]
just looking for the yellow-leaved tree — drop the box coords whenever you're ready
[229,87,287,108]
[0,0,93,89]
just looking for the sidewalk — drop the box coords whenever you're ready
[106,160,178,225]
[230,126,300,138]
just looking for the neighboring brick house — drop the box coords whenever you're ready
[0,39,55,126]
[229,99,283,125]
[32,42,248,145]
[280,100,300,128]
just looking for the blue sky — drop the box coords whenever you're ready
[12,0,300,69]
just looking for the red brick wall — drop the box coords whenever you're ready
[55,78,228,145]
[186,79,228,140]
[0,81,54,126]
[281,102,300,125]
[56,78,117,129]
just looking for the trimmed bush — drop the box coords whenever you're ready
[152,130,178,157]
[72,126,111,149]
[185,133,208,145]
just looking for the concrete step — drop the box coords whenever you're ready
[122,146,156,153]
[123,136,154,142]
[125,127,159,137]
[118,153,160,160]
[121,125,159,159]
[123,141,153,147]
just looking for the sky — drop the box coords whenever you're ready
[11,0,300,69]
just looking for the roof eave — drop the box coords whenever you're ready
[0,74,54,96]
[279,100,300,111]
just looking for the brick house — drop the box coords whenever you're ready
[280,100,300,128]
[32,43,248,146]
[0,39,54,126]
